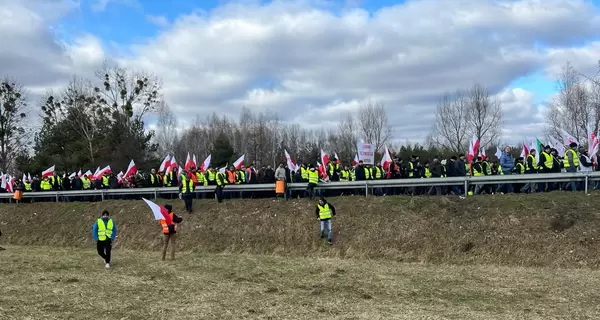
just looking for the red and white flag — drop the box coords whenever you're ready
[382,146,393,170]
[159,154,171,172]
[95,165,111,179]
[333,152,341,165]
[166,155,177,175]
[200,154,211,172]
[467,135,480,162]
[22,173,26,182]
[352,154,359,166]
[68,172,76,179]
[479,147,486,160]
[192,154,198,169]
[117,171,124,183]
[27,173,31,181]
[284,149,299,172]
[125,159,137,177]
[77,170,82,178]
[142,198,172,224]
[84,170,93,178]
[233,154,245,169]
[561,128,580,146]
[494,146,502,159]
[185,153,195,171]
[42,165,55,179]
[320,149,329,167]
[3,175,14,193]
[520,139,530,158]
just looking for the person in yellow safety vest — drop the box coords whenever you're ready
[82,175,91,189]
[195,169,208,186]
[374,162,384,179]
[160,204,183,261]
[148,169,160,187]
[205,167,217,186]
[327,159,340,181]
[481,158,492,175]
[471,157,485,195]
[538,145,554,192]
[315,197,336,245]
[235,168,245,184]
[179,171,195,214]
[563,142,580,191]
[23,179,32,191]
[365,165,372,180]
[349,166,356,181]
[102,173,109,189]
[520,149,539,193]
[215,169,226,203]
[40,177,52,191]
[92,210,117,269]
[513,157,525,174]
[424,162,432,178]
[49,174,61,190]
[300,164,309,182]
[305,166,319,200]
[339,166,350,182]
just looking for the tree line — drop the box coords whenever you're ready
[0,61,596,175]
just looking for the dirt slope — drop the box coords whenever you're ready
[0,193,598,267]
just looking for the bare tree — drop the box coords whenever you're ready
[337,112,359,161]
[465,84,503,149]
[429,91,469,153]
[547,62,599,143]
[0,78,27,171]
[357,100,392,152]
[154,100,179,156]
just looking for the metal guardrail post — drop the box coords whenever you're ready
[463,178,468,197]
[55,192,59,202]
[365,182,368,197]
[101,190,104,202]
[585,175,589,194]
[154,189,157,199]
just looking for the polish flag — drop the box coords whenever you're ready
[200,154,211,172]
[42,165,55,179]
[467,135,480,163]
[233,154,245,169]
[479,147,486,160]
[142,198,172,224]
[77,169,82,178]
[284,149,299,172]
[68,172,76,179]
[561,128,580,146]
[95,165,111,179]
[84,170,93,178]
[159,154,171,172]
[3,175,14,193]
[185,153,195,171]
[27,173,31,181]
[382,146,393,170]
[192,154,198,168]
[520,140,530,158]
[22,173,26,182]
[117,171,124,183]
[125,159,137,177]
[166,155,177,175]
[317,161,328,180]
[352,154,359,166]
[320,149,329,166]
[334,152,342,165]
[494,146,502,159]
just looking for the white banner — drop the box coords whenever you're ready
[357,142,374,165]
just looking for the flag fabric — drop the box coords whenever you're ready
[5,175,14,193]
[284,149,298,172]
[560,129,580,146]
[200,154,211,172]
[479,147,486,160]
[117,171,124,183]
[551,137,565,157]
[467,135,479,162]
[95,165,111,179]
[352,154,359,166]
[42,165,55,179]
[317,161,327,180]
[1,174,6,189]
[22,173,26,182]
[93,166,100,179]
[77,170,82,178]
[68,172,76,179]
[159,154,171,172]
[333,152,341,165]
[192,154,198,169]
[185,153,194,171]
[495,146,502,159]
[84,170,93,178]
[125,159,137,177]
[381,146,392,170]
[320,149,330,167]
[142,198,172,224]
[27,173,31,181]
[587,124,599,164]
[233,154,245,169]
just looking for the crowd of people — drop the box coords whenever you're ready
[3,141,598,203]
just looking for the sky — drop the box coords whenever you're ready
[1,0,600,145]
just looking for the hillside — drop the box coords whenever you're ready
[1,193,599,267]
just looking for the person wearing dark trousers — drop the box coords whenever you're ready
[179,171,195,214]
[92,210,117,269]
[215,170,226,203]
[160,204,182,261]
[315,197,336,245]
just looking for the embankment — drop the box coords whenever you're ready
[0,193,598,267]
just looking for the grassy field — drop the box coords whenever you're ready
[1,246,599,319]
[1,193,600,267]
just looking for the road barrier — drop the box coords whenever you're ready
[2,172,599,202]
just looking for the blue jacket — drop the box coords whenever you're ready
[499,151,515,172]
[92,217,117,241]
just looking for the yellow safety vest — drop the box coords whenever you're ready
[497,165,503,175]
[181,176,193,193]
[424,167,431,178]
[516,163,524,174]
[526,154,538,171]
[339,170,349,182]
[563,149,579,167]
[318,204,332,220]
[308,170,319,184]
[408,163,414,177]
[349,169,355,181]
[301,167,309,180]
[541,152,553,169]
[97,219,114,241]
[482,161,492,175]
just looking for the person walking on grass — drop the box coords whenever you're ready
[160,204,182,261]
[315,197,336,245]
[92,210,117,269]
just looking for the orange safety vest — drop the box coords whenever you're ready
[226,170,236,184]
[189,171,198,185]
[160,212,176,234]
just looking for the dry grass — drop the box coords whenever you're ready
[1,246,600,319]
[1,193,600,267]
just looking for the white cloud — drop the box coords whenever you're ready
[146,15,169,28]
[2,0,600,145]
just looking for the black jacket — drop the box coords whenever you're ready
[315,202,336,221]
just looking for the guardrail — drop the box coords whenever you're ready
[2,172,599,201]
